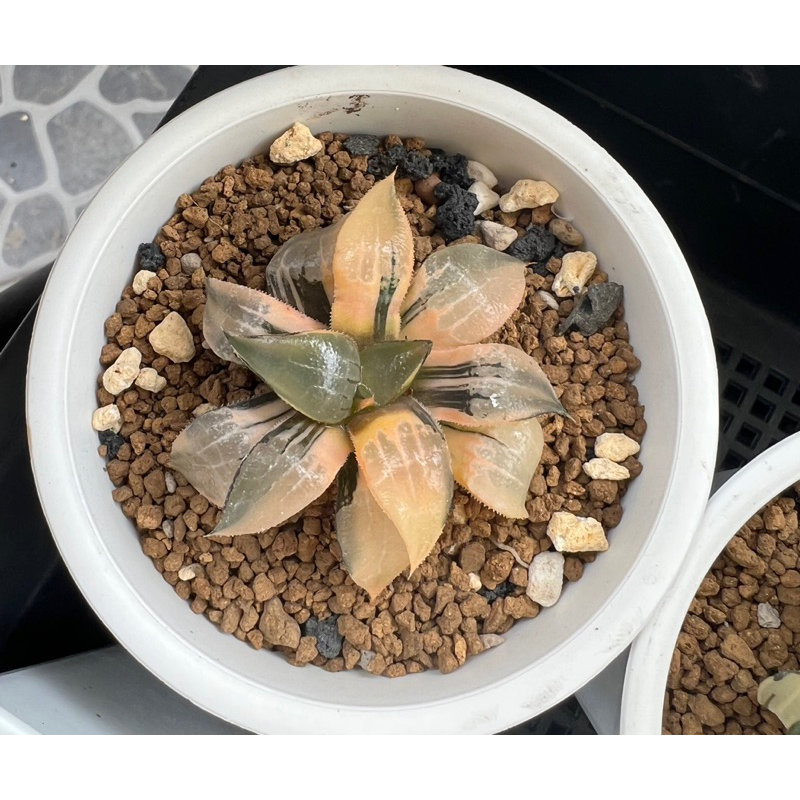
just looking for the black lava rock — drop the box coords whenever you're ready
[303,615,343,659]
[551,240,571,259]
[480,581,517,604]
[558,282,624,336]
[137,242,165,271]
[434,182,478,242]
[343,134,382,157]
[505,225,557,262]
[428,148,448,172]
[438,153,472,189]
[99,430,125,460]
[367,146,407,180]
[401,150,433,180]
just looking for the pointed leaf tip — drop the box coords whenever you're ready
[359,339,432,408]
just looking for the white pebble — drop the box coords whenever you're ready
[135,367,167,394]
[467,160,498,188]
[479,634,506,650]
[468,572,482,591]
[269,122,323,165]
[102,347,142,395]
[526,551,565,608]
[162,519,174,538]
[476,220,518,251]
[757,602,781,629]
[359,650,377,670]
[535,289,559,310]
[178,565,198,581]
[180,253,202,274]
[594,432,640,463]
[148,311,196,363]
[498,179,559,213]
[583,457,631,481]
[469,181,500,215]
[91,403,122,433]
[132,269,157,295]
[192,402,217,417]
[547,511,608,553]
[165,471,177,493]
[552,250,598,298]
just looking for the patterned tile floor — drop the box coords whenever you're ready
[0,66,195,291]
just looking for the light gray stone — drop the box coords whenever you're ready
[0,112,46,192]
[99,66,192,103]
[583,457,631,480]
[552,251,598,298]
[526,551,565,607]
[102,347,142,395]
[14,66,93,103]
[757,602,781,629]
[2,194,67,268]
[468,181,500,215]
[476,220,517,251]
[547,512,609,553]
[149,311,195,363]
[48,101,133,194]
[594,432,640,462]
[91,404,122,433]
[499,179,559,213]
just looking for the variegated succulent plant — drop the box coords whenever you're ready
[170,173,565,598]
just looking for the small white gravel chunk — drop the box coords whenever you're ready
[757,602,781,629]
[469,181,500,215]
[479,634,506,650]
[135,367,167,393]
[498,179,559,212]
[468,572,482,591]
[535,289,559,310]
[583,457,631,481]
[359,650,377,670]
[180,252,202,274]
[466,160,498,188]
[132,269,156,295]
[526,551,565,608]
[102,347,142,395]
[91,403,122,433]
[476,220,517,251]
[547,511,609,553]
[552,251,598,298]
[148,311,196,363]
[178,565,198,581]
[594,432,640,462]
[269,122,323,165]
[165,471,177,493]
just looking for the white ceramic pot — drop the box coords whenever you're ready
[621,431,800,734]
[27,66,718,734]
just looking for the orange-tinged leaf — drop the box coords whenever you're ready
[211,417,351,538]
[331,174,414,343]
[401,244,526,347]
[335,454,410,599]
[412,343,565,427]
[203,277,324,364]
[169,392,293,508]
[348,396,453,572]
[442,418,544,518]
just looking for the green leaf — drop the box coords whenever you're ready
[335,454,410,599]
[203,277,324,364]
[330,174,414,343]
[265,217,345,322]
[169,392,293,508]
[442,418,544,519]
[401,243,526,347]
[412,343,566,427]
[226,331,361,424]
[348,396,453,572]
[211,416,352,538]
[358,339,431,408]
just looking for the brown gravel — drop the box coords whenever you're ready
[662,492,800,734]
[96,132,646,676]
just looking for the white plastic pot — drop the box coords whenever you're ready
[27,66,718,734]
[621,431,800,734]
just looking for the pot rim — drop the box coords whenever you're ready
[27,65,718,733]
[621,430,800,734]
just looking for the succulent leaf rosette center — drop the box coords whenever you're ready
[170,172,565,598]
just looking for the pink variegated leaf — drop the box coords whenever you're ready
[331,174,414,343]
[210,416,351,538]
[347,396,453,572]
[335,454,410,599]
[412,343,565,427]
[442,418,544,519]
[401,244,526,347]
[203,277,324,364]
